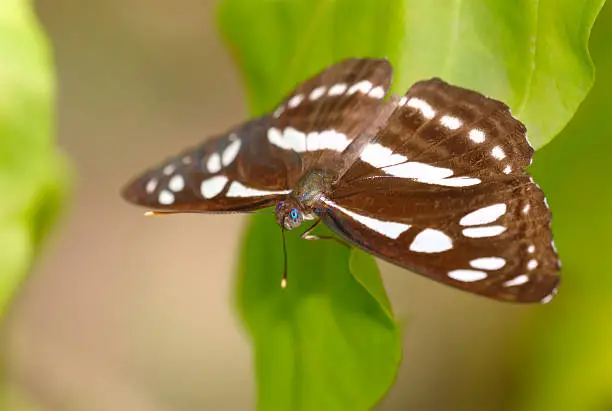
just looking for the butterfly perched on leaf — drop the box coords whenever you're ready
[121,58,561,304]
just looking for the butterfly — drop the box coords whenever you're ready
[121,58,561,304]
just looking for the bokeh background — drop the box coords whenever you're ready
[2,1,612,410]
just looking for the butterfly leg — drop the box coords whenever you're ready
[300,220,350,248]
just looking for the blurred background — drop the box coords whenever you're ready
[2,1,611,410]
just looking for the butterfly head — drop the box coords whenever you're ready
[275,199,304,231]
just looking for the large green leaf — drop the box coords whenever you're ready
[237,216,400,411]
[218,0,604,410]
[0,1,68,315]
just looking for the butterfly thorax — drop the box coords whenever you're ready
[275,170,333,230]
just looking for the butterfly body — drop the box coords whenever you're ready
[122,58,560,303]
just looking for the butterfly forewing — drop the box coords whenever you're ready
[269,58,393,179]
[121,116,295,212]
[343,78,534,184]
[122,58,394,212]
[320,175,559,303]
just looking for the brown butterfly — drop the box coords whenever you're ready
[121,58,560,303]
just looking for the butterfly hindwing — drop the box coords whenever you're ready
[319,174,560,303]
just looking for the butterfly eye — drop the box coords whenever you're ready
[290,208,299,221]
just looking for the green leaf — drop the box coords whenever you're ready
[218,0,604,409]
[236,215,401,411]
[0,0,68,315]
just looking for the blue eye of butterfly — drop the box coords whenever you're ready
[289,208,299,221]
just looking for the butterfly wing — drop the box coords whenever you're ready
[319,79,559,303]
[122,58,394,212]
[341,78,534,183]
[318,175,559,303]
[121,116,296,212]
[268,57,393,181]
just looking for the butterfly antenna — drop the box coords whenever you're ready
[281,228,288,289]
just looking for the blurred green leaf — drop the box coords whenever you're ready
[237,215,401,411]
[218,0,605,410]
[0,1,68,315]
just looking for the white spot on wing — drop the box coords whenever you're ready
[527,259,538,270]
[328,83,348,96]
[503,274,529,287]
[146,178,158,194]
[468,129,485,143]
[222,137,242,166]
[383,162,481,187]
[433,176,481,187]
[200,176,228,199]
[384,162,453,180]
[541,287,558,304]
[306,130,350,152]
[448,269,487,282]
[158,189,175,205]
[322,198,411,239]
[226,182,291,198]
[163,164,176,175]
[360,143,407,168]
[309,86,327,100]
[462,226,507,238]
[288,94,304,109]
[491,145,506,160]
[206,153,222,173]
[440,115,462,130]
[168,175,185,192]
[522,203,531,214]
[409,229,453,253]
[460,203,507,226]
[406,97,436,119]
[398,96,408,106]
[470,257,506,270]
[267,127,286,149]
[283,127,307,152]
[267,126,308,152]
[527,245,536,253]
[368,86,385,99]
[503,165,512,174]
[273,105,284,118]
[347,80,372,95]
[541,294,554,304]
